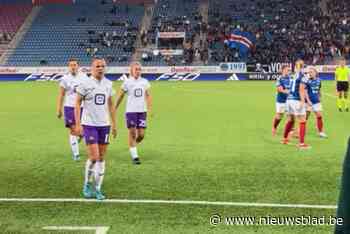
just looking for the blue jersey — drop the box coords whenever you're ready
[287,72,308,101]
[276,75,291,103]
[306,77,321,104]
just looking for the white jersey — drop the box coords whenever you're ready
[76,76,115,126]
[59,72,88,107]
[121,76,150,113]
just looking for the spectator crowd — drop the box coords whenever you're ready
[207,0,350,65]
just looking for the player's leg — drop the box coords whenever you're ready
[315,111,327,138]
[64,107,80,160]
[128,128,140,164]
[296,113,310,149]
[282,101,295,144]
[95,144,107,200]
[136,112,147,143]
[282,114,294,144]
[84,143,99,198]
[338,91,344,112]
[126,113,141,164]
[313,103,327,138]
[344,90,349,112]
[69,126,80,161]
[336,82,343,111]
[272,103,286,136]
[82,126,100,198]
[306,108,311,121]
[136,128,145,143]
[93,126,110,200]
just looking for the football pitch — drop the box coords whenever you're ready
[0,81,348,234]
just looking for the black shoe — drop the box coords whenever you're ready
[132,158,141,165]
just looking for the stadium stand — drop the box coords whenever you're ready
[1,0,349,66]
[5,0,144,66]
[0,1,32,58]
[141,0,203,66]
[207,0,350,65]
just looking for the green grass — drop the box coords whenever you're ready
[0,81,348,233]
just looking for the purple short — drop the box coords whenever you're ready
[64,107,77,128]
[83,125,110,145]
[126,112,147,129]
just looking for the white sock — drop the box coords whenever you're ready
[69,134,79,156]
[84,159,95,185]
[95,160,105,191]
[129,147,138,159]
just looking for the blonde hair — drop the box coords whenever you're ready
[129,61,142,77]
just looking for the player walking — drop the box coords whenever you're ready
[272,65,291,136]
[115,62,152,165]
[56,58,88,161]
[75,58,116,200]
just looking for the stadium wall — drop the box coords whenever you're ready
[0,64,341,82]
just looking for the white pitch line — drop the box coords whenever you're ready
[0,198,336,209]
[324,93,337,99]
[43,226,110,234]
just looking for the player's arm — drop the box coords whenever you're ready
[277,86,289,94]
[74,94,83,136]
[304,89,312,105]
[335,71,338,81]
[146,89,152,115]
[108,96,117,138]
[335,69,339,92]
[56,87,65,118]
[299,83,307,106]
[115,89,125,111]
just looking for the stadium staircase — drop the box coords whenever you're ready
[131,3,155,62]
[5,1,145,66]
[319,0,328,14]
[141,0,201,66]
[192,0,209,65]
[0,6,42,65]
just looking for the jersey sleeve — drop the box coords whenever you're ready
[335,68,340,77]
[59,77,67,89]
[121,80,128,93]
[109,83,116,97]
[301,76,308,84]
[76,82,88,97]
[275,78,282,88]
[145,79,151,90]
